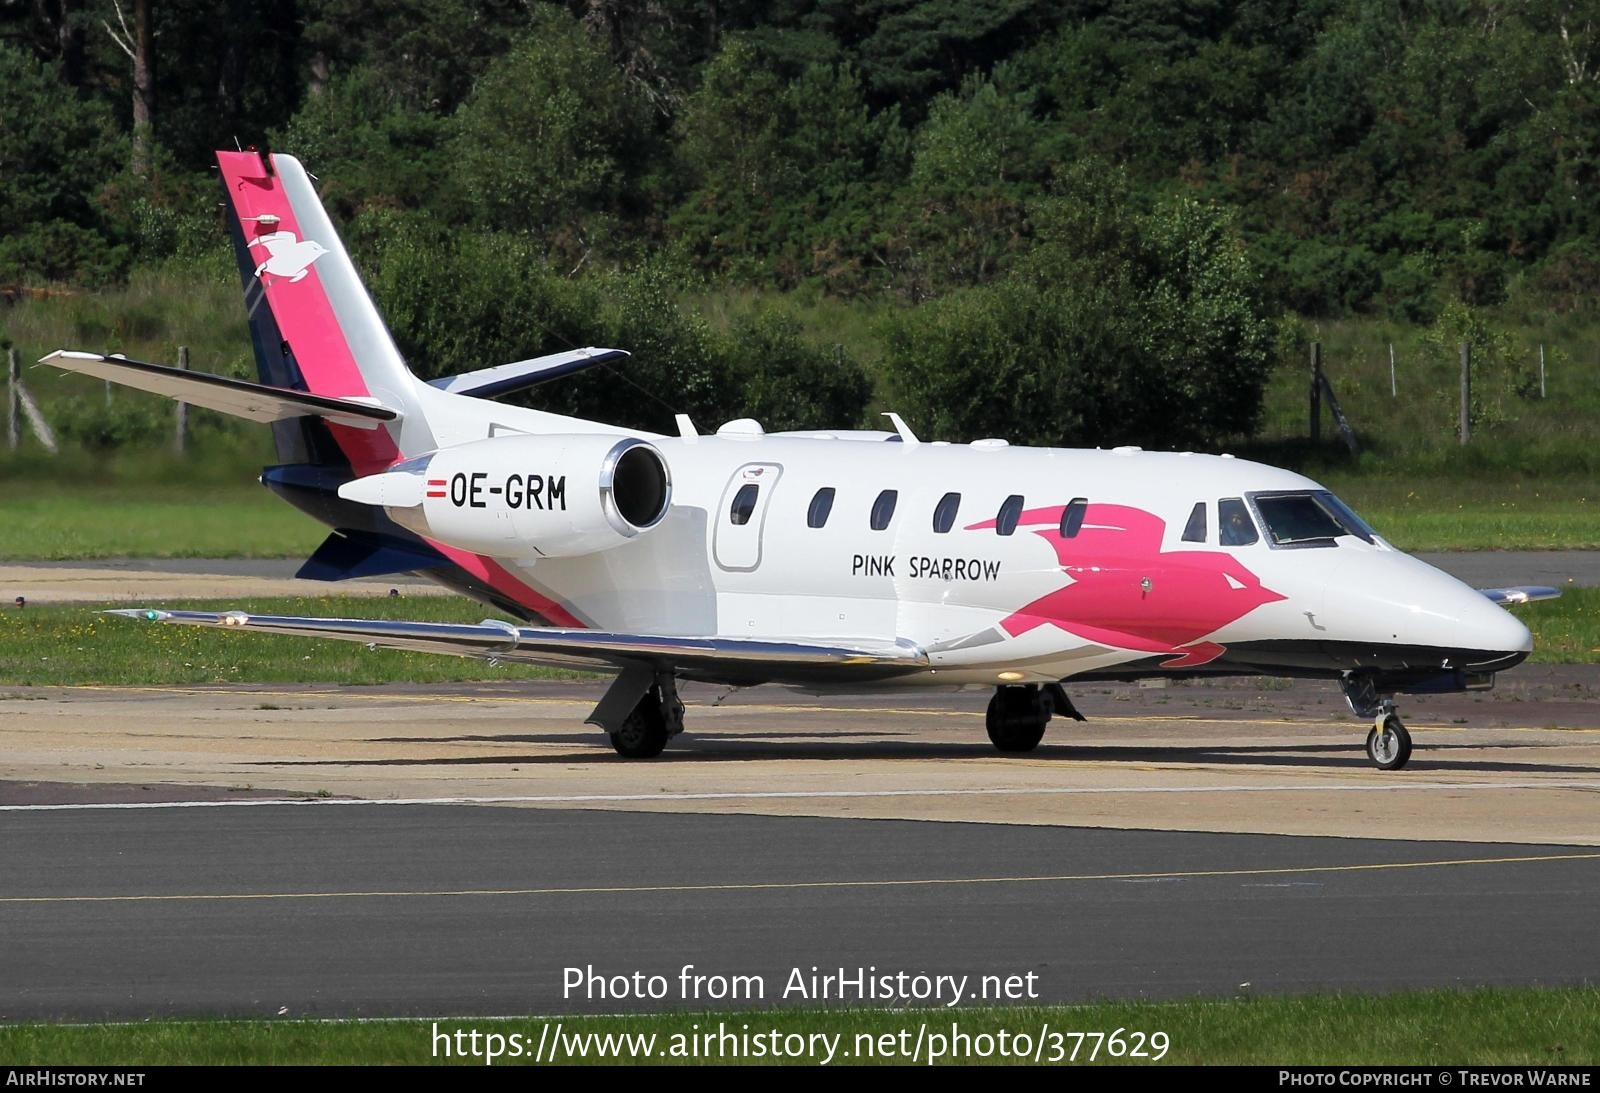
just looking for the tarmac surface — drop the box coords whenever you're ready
[2,806,1595,1020]
[2,555,1597,1020]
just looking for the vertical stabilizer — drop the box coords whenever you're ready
[217,149,429,471]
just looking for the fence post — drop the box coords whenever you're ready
[1539,343,1546,398]
[1459,342,1471,445]
[1389,343,1397,397]
[1309,341,1322,446]
[7,348,18,451]
[175,345,188,455]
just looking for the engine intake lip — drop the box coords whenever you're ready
[600,438,672,536]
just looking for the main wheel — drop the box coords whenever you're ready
[1365,713,1412,770]
[986,687,1049,752]
[609,699,669,759]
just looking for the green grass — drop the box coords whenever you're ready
[1510,587,1600,664]
[2,988,1596,1064]
[0,481,323,560]
[1255,317,1600,474]
[1320,474,1600,552]
[0,596,584,686]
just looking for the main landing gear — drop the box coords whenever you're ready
[589,668,685,759]
[1342,675,1413,771]
[985,683,1085,753]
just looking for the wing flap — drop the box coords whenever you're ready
[106,609,928,680]
[40,351,399,429]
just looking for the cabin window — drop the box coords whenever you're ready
[932,492,961,534]
[1250,491,1377,547]
[1059,497,1088,538]
[1218,497,1259,546]
[995,494,1025,536]
[870,489,898,531]
[729,484,760,526]
[1181,502,1207,543]
[807,487,836,529]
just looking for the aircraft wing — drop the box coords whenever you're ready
[40,351,398,429]
[107,609,928,683]
[1479,586,1562,606]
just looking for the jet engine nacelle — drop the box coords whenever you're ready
[340,433,672,558]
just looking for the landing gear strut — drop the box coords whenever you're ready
[1343,675,1413,771]
[985,683,1082,752]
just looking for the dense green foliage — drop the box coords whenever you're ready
[887,167,1275,447]
[3,1,1596,449]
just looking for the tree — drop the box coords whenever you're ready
[672,37,907,288]
[101,0,153,176]
[886,166,1274,449]
[360,213,870,434]
[451,9,655,255]
[889,72,1044,293]
[0,43,126,283]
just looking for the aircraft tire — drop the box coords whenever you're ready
[610,700,670,759]
[986,688,1048,752]
[1365,714,1412,770]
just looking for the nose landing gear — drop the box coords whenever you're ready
[1365,704,1413,771]
[1343,675,1413,770]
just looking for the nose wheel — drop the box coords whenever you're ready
[1343,677,1415,771]
[1365,710,1413,770]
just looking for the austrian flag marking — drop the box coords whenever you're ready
[426,478,448,499]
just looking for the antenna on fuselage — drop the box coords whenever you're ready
[881,412,921,446]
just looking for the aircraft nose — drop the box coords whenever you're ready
[1323,552,1533,669]
[1460,587,1532,657]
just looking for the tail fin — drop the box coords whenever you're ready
[218,149,426,473]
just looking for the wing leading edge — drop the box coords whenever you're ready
[1479,586,1562,606]
[107,609,928,685]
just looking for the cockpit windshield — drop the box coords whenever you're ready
[1249,491,1377,547]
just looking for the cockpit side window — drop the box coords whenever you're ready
[1217,497,1259,546]
[1181,502,1207,543]
[1249,491,1378,548]
[1314,491,1377,544]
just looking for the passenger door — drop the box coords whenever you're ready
[713,463,783,571]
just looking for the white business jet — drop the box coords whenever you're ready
[42,150,1555,768]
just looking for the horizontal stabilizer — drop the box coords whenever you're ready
[39,351,399,429]
[1479,586,1562,606]
[107,608,928,682]
[296,531,452,582]
[428,348,629,400]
